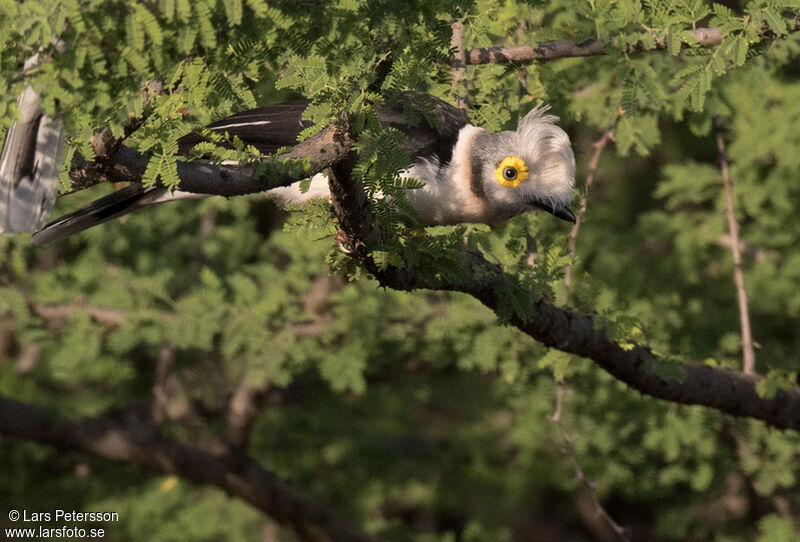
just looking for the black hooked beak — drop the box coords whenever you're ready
[528,198,577,224]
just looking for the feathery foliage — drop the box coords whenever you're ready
[2,0,800,540]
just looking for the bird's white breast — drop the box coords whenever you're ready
[405,124,490,225]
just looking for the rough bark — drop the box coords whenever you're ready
[397,252,800,431]
[67,126,349,196]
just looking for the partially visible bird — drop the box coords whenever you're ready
[1,94,576,245]
[0,60,64,235]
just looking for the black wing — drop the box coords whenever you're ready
[177,100,311,155]
[177,93,468,165]
[377,92,469,165]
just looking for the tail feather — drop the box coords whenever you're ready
[4,99,315,242]
[0,86,64,234]
[31,185,207,245]
[32,185,162,245]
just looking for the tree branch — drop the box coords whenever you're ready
[221,273,344,451]
[152,344,189,424]
[389,253,800,430]
[716,116,756,375]
[465,20,800,64]
[0,395,377,542]
[67,125,350,196]
[223,372,271,451]
[450,21,468,110]
[28,302,328,340]
[32,303,127,327]
[550,384,631,542]
[402,254,800,430]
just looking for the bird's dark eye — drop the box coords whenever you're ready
[502,166,517,180]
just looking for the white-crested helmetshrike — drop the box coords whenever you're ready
[1,94,576,244]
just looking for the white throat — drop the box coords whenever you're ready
[404,124,489,225]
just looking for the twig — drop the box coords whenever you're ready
[90,79,166,161]
[513,21,530,103]
[152,344,189,423]
[552,123,623,539]
[562,125,615,306]
[550,382,631,541]
[450,21,468,110]
[516,67,528,102]
[550,380,565,423]
[303,275,344,316]
[16,343,41,374]
[715,116,756,375]
[210,276,343,450]
[32,303,127,326]
[465,19,800,65]
[224,372,271,451]
[190,205,219,274]
[715,234,764,262]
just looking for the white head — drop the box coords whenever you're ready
[470,105,576,223]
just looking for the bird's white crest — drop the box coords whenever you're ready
[515,104,576,209]
[517,104,560,137]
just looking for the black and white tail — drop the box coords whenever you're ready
[30,185,207,245]
[28,101,312,244]
[0,86,63,234]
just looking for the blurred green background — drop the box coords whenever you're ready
[2,0,800,540]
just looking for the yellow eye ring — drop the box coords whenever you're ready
[495,156,529,188]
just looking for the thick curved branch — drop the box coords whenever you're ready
[67,125,350,196]
[466,20,800,64]
[0,395,377,542]
[381,252,800,431]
